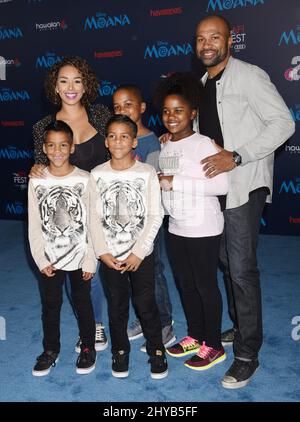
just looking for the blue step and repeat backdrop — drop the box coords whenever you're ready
[0,0,299,235]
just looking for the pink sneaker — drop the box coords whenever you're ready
[166,336,200,357]
[184,341,226,370]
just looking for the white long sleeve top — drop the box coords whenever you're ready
[159,132,229,238]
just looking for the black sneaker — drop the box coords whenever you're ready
[75,323,108,353]
[76,347,96,374]
[221,358,259,389]
[221,328,236,347]
[32,351,59,377]
[148,350,168,380]
[112,350,129,378]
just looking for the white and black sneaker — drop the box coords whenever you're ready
[112,350,129,378]
[149,350,168,380]
[76,347,96,375]
[95,323,108,351]
[75,322,108,353]
[32,351,59,377]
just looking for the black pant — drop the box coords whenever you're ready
[39,269,95,353]
[101,253,164,356]
[219,188,268,360]
[167,233,223,350]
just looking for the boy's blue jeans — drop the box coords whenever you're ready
[153,227,173,328]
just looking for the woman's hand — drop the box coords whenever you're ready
[28,164,47,179]
[159,133,172,144]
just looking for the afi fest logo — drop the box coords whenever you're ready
[0,56,6,80]
[231,24,246,53]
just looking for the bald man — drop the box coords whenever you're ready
[194,15,294,389]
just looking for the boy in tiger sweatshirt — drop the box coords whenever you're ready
[28,120,97,377]
[89,114,168,380]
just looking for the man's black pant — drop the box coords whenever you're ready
[220,187,268,360]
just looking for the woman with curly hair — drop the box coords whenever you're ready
[30,56,112,359]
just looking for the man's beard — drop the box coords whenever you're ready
[198,48,228,68]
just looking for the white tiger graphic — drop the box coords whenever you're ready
[97,178,146,259]
[35,183,87,270]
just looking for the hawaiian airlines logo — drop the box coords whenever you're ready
[94,50,123,59]
[144,41,193,59]
[99,80,117,97]
[12,170,28,190]
[148,114,163,128]
[3,57,21,67]
[35,19,67,31]
[231,25,246,53]
[0,88,30,102]
[0,26,23,40]
[150,7,183,16]
[278,26,300,46]
[279,178,300,194]
[284,57,300,82]
[0,146,33,159]
[289,105,300,122]
[5,202,27,216]
[206,0,264,12]
[1,120,24,127]
[35,53,63,68]
[84,13,130,31]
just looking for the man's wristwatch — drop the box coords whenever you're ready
[232,151,242,166]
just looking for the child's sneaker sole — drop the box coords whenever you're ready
[95,341,108,352]
[151,369,168,380]
[76,361,96,375]
[112,370,129,378]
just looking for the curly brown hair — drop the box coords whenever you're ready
[44,56,99,107]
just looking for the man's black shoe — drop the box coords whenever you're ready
[221,358,259,389]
